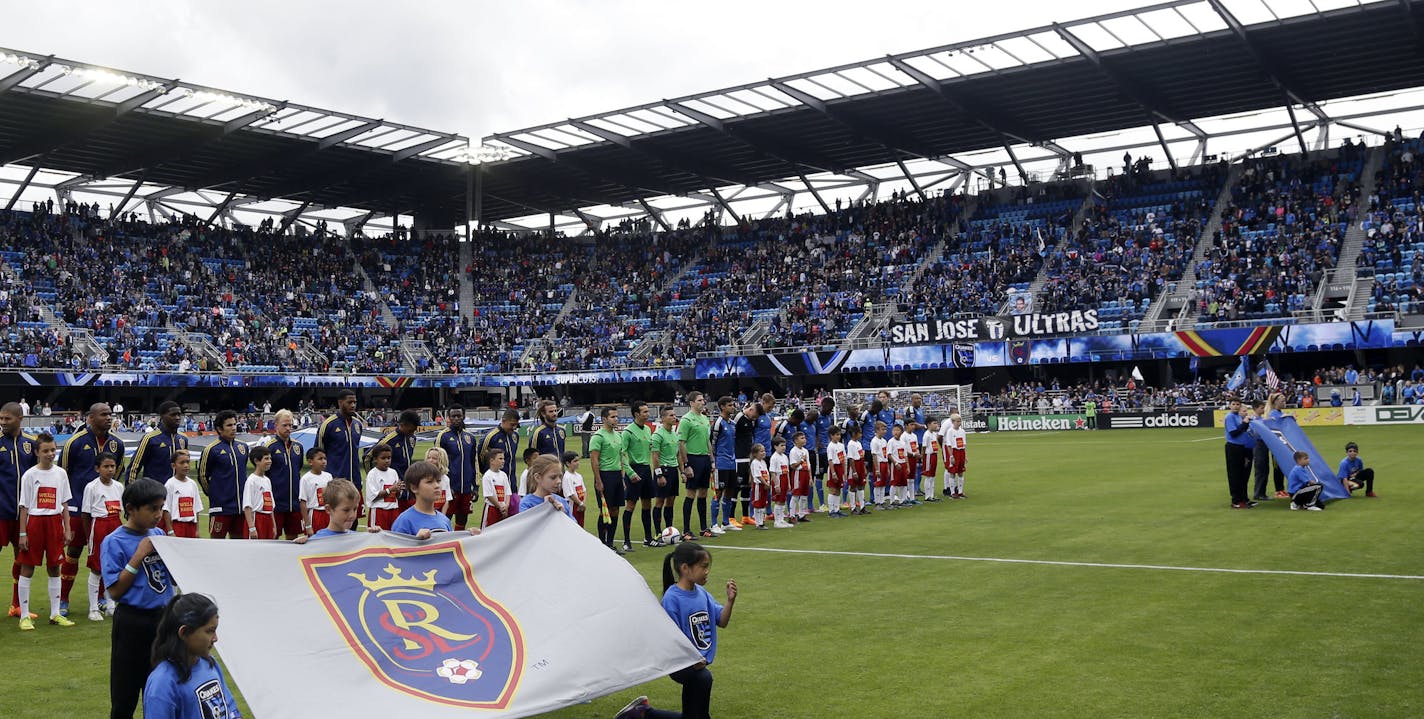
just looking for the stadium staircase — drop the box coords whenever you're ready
[843,302,894,346]
[65,328,109,367]
[398,339,436,373]
[1329,147,1384,322]
[175,331,227,371]
[457,236,475,317]
[0,260,63,329]
[1017,187,1093,314]
[1141,161,1244,332]
[289,334,329,370]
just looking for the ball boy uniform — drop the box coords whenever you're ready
[19,465,71,567]
[163,477,203,538]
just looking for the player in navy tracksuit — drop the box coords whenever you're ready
[125,401,187,485]
[261,409,306,539]
[60,403,124,613]
[1,401,38,616]
[437,407,478,531]
[529,400,567,460]
[370,410,419,510]
[200,410,250,537]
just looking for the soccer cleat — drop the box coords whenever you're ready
[756,523,768,530]
[818,504,829,513]
[621,542,634,553]
[710,524,725,536]
[1251,495,1268,501]
[1231,501,1252,509]
[643,539,656,547]
[613,695,650,719]
[1306,505,1323,511]
[773,520,794,529]
[88,609,105,622]
[58,601,69,618]
[741,515,754,526]
[9,605,37,619]
[49,614,76,627]
[18,617,34,631]
[700,529,716,538]
[1366,491,1378,498]
[1289,503,1300,511]
[1274,491,1291,499]
[726,518,743,530]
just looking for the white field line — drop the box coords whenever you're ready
[713,545,1424,581]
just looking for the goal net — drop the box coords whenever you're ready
[831,384,973,425]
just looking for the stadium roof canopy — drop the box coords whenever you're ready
[2,0,1423,235]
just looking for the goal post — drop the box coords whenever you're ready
[831,384,973,426]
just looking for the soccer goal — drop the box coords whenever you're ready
[832,384,973,424]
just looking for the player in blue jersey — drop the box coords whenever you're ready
[437,406,479,531]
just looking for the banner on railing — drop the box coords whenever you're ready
[987,413,1090,432]
[889,310,1100,345]
[1099,411,1214,430]
[1344,405,1424,425]
[1212,407,1344,428]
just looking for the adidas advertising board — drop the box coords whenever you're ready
[1100,411,1214,430]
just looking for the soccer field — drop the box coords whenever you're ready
[3,425,1420,718]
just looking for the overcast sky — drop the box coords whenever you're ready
[3,0,1144,140]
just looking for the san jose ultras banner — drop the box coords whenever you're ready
[152,505,702,719]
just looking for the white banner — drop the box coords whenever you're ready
[153,505,702,719]
[1344,405,1424,425]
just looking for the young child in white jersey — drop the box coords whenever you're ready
[942,413,969,499]
[16,432,74,629]
[869,421,890,509]
[560,452,588,528]
[768,438,792,528]
[424,447,453,515]
[921,417,943,502]
[903,420,923,506]
[81,453,124,621]
[298,448,334,535]
[364,445,401,531]
[748,443,769,529]
[480,448,512,530]
[788,433,812,523]
[887,423,909,507]
[824,426,847,518]
[846,425,868,515]
[241,446,276,540]
[163,453,203,538]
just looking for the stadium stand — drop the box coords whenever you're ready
[1360,135,1424,315]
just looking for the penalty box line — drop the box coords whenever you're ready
[714,545,1424,581]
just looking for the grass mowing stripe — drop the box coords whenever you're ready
[713,544,1424,580]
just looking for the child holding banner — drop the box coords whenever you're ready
[101,477,173,718]
[292,479,379,542]
[1286,451,1325,511]
[615,541,738,719]
[143,593,242,719]
[1337,442,1377,497]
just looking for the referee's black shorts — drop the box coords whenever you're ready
[686,454,712,490]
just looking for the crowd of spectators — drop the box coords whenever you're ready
[1192,150,1359,323]
[1359,132,1423,314]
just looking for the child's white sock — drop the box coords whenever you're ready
[47,576,60,617]
[828,494,840,514]
[924,478,936,500]
[753,507,766,527]
[18,575,30,618]
[88,574,101,607]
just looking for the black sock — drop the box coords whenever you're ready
[741,498,752,520]
[663,505,674,532]
[682,498,693,532]
[621,509,633,544]
[640,508,653,541]
[652,506,663,535]
[696,497,708,531]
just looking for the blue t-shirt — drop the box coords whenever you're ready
[143,656,243,719]
[1336,456,1364,481]
[1287,464,1318,494]
[1224,413,1255,448]
[391,506,455,535]
[309,528,355,540]
[100,526,173,610]
[661,583,724,665]
[518,493,573,518]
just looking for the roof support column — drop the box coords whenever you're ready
[114,176,145,216]
[1151,122,1178,171]
[277,201,309,236]
[1002,142,1027,184]
[3,164,40,211]
[799,174,832,214]
[1285,104,1309,155]
[638,199,672,232]
[895,160,926,201]
[708,187,741,225]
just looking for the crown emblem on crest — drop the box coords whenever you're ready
[348,563,438,592]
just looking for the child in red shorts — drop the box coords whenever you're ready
[16,433,75,629]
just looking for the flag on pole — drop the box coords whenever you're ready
[1258,358,1281,391]
[1189,355,1200,376]
[1226,355,1248,391]
[1130,365,1144,382]
[152,505,703,719]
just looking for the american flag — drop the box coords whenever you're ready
[1259,358,1281,391]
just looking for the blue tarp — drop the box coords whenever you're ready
[1249,417,1350,500]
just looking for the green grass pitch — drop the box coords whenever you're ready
[2,425,1420,718]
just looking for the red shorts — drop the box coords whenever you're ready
[875,462,890,488]
[86,515,123,571]
[948,448,967,475]
[397,496,415,513]
[751,482,769,509]
[446,492,474,517]
[370,507,400,531]
[250,513,276,540]
[309,509,330,533]
[171,521,199,538]
[827,465,845,491]
[792,468,811,497]
[209,514,249,539]
[851,460,867,488]
[774,474,791,503]
[272,511,305,540]
[571,505,586,528]
[921,453,939,478]
[21,515,65,567]
[67,514,87,550]
[908,458,920,480]
[481,503,506,530]
[892,463,908,487]
[0,518,19,550]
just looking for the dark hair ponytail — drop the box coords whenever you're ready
[662,541,709,592]
[151,593,220,682]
